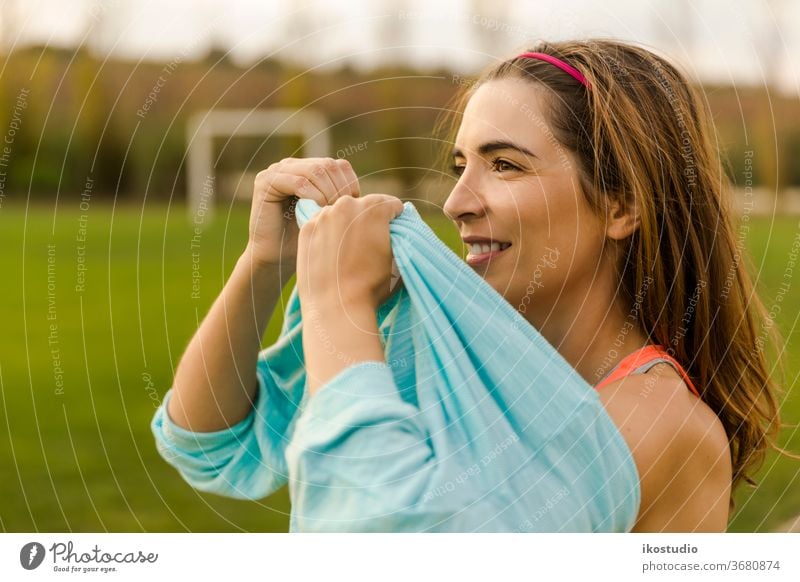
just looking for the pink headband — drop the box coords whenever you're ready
[516,51,590,89]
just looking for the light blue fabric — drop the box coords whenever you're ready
[151,198,641,532]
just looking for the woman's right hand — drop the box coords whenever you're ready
[246,157,361,270]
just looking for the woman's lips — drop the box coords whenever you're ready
[465,244,512,266]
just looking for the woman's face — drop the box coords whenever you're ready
[444,78,610,323]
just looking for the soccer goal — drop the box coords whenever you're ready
[185,108,330,223]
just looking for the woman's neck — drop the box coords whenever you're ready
[522,275,651,386]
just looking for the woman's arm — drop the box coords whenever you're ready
[166,157,362,432]
[166,248,288,432]
[302,294,385,395]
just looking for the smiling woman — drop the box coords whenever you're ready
[150,39,790,533]
[436,39,791,530]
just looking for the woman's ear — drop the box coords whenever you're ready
[605,197,641,240]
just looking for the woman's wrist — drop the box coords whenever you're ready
[240,243,296,280]
[301,297,385,395]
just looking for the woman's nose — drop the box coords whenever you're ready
[443,176,487,222]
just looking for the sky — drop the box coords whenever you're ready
[2,0,799,93]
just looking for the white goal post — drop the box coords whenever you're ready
[186,108,330,223]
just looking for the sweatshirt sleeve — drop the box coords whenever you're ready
[150,287,307,501]
[285,360,446,531]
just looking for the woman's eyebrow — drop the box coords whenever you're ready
[451,140,538,159]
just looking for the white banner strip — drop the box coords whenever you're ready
[1,533,798,581]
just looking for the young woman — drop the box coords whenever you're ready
[160,40,784,532]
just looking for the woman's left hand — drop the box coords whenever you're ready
[297,194,405,313]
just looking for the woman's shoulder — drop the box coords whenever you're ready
[597,364,732,531]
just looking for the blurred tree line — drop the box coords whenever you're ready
[0,44,797,202]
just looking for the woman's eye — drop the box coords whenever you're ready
[450,164,465,176]
[493,160,519,172]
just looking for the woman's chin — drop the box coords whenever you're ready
[465,258,514,295]
[480,272,512,296]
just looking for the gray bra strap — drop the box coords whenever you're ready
[596,356,677,385]
[628,357,677,376]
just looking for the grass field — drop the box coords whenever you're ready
[1,201,798,532]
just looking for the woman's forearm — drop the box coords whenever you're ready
[301,297,385,396]
[167,246,291,431]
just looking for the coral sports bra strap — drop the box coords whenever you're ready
[594,345,701,397]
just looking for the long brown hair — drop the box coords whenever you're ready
[436,39,792,508]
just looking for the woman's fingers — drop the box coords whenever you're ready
[335,159,361,198]
[307,160,339,204]
[358,193,404,219]
[324,193,404,226]
[302,195,402,244]
[247,157,364,269]
[297,193,404,312]
[266,171,328,207]
[278,157,358,204]
[320,159,352,202]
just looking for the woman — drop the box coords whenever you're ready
[157,40,784,532]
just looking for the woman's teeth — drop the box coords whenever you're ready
[468,242,511,254]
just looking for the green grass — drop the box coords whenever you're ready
[0,202,797,532]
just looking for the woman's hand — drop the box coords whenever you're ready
[246,157,361,272]
[296,193,405,395]
[297,194,405,313]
